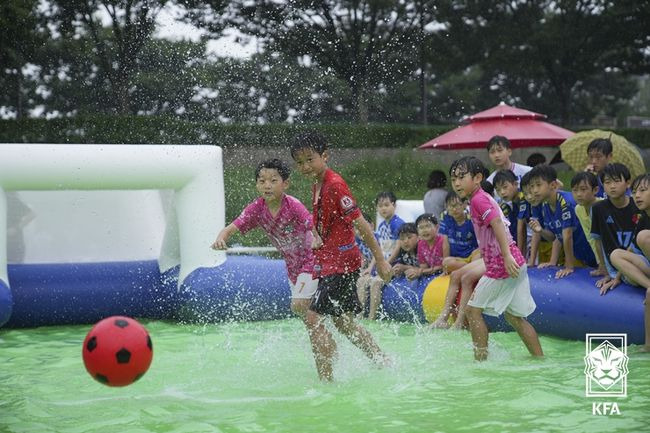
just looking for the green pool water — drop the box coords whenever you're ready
[1,320,648,433]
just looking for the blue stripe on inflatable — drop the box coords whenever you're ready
[6,261,175,328]
[381,275,434,323]
[0,279,12,327]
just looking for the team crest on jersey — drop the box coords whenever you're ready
[340,195,354,209]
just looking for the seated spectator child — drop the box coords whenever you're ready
[439,191,479,273]
[357,192,404,319]
[610,173,650,352]
[590,163,638,293]
[527,164,597,278]
[423,170,448,218]
[412,214,444,278]
[485,135,532,187]
[389,223,422,279]
[494,169,522,243]
[585,138,614,198]
[570,171,607,276]
[354,212,375,268]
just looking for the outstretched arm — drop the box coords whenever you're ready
[353,216,392,282]
[211,223,239,250]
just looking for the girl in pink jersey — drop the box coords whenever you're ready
[450,156,543,361]
[212,159,321,321]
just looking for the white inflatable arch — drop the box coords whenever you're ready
[0,144,225,286]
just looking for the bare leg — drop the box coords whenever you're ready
[451,260,486,330]
[304,310,337,381]
[368,279,384,320]
[466,305,489,361]
[356,276,370,317]
[291,298,310,319]
[610,249,650,288]
[504,312,544,357]
[431,265,470,328]
[332,313,387,364]
[443,256,468,273]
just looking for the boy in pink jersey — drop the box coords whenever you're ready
[212,158,320,321]
[450,156,543,361]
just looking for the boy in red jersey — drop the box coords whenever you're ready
[290,131,392,381]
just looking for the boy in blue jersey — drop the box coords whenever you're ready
[494,170,522,243]
[528,165,597,279]
[517,172,547,266]
[590,163,639,294]
[358,191,404,319]
[439,191,479,272]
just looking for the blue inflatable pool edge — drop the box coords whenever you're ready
[1,256,646,345]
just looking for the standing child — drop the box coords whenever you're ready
[590,163,638,293]
[585,138,614,198]
[570,171,607,277]
[290,131,392,381]
[610,174,650,352]
[357,191,404,320]
[493,170,522,243]
[450,156,543,361]
[211,158,320,322]
[423,170,448,218]
[485,135,532,188]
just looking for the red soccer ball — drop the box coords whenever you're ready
[82,316,153,387]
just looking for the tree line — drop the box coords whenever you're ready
[1,0,649,126]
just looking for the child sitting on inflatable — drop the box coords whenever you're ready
[610,173,650,352]
[387,223,421,279]
[450,156,543,361]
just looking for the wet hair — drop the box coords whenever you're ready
[290,131,328,158]
[481,180,495,196]
[375,191,397,205]
[445,190,462,205]
[493,169,518,187]
[587,138,613,157]
[528,164,558,183]
[487,135,512,151]
[415,213,438,227]
[520,171,533,189]
[449,156,485,178]
[631,174,650,192]
[255,158,291,181]
[427,170,447,189]
[600,162,631,183]
[526,153,546,167]
[570,171,599,189]
[398,222,418,237]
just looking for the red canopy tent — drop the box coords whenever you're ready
[418,103,574,150]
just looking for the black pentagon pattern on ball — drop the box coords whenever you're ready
[116,348,132,364]
[114,319,129,328]
[86,336,97,352]
[95,374,109,384]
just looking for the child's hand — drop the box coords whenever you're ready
[528,219,542,233]
[598,276,620,295]
[211,238,227,250]
[537,262,555,269]
[585,164,596,174]
[589,267,608,277]
[376,259,393,282]
[504,254,520,278]
[392,264,406,275]
[312,235,323,249]
[404,267,422,280]
[555,267,574,279]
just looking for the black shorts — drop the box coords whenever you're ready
[310,271,361,317]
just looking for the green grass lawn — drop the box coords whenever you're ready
[222,151,576,247]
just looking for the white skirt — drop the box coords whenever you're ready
[467,265,536,318]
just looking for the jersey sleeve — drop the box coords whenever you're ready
[558,195,577,231]
[232,200,260,234]
[471,193,500,227]
[517,200,530,220]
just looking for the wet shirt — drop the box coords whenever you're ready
[438,212,477,258]
[470,188,525,279]
[417,237,444,268]
[394,245,420,267]
[312,169,362,277]
[540,190,596,267]
[376,214,405,259]
[234,194,314,284]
